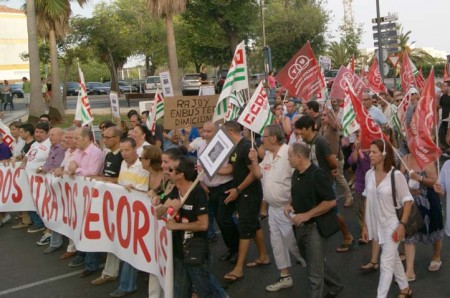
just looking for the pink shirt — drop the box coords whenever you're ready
[268,76,276,88]
[74,143,104,176]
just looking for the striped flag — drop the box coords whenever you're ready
[396,89,413,137]
[146,102,157,132]
[154,91,164,120]
[224,93,243,121]
[237,82,274,134]
[341,89,359,136]
[75,63,94,126]
[416,68,425,89]
[213,41,248,122]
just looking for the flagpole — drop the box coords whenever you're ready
[435,120,441,176]
[386,89,411,128]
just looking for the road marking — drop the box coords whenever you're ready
[0,269,83,296]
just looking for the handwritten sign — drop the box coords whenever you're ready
[164,95,219,129]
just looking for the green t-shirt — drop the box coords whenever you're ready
[23,81,30,93]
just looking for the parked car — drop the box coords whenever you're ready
[181,73,201,95]
[103,81,138,94]
[86,82,107,95]
[144,76,161,94]
[66,82,80,96]
[324,69,339,89]
[215,69,228,93]
[249,73,265,88]
[8,83,24,99]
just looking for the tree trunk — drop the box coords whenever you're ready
[62,63,70,109]
[26,0,45,123]
[145,55,151,76]
[107,47,119,94]
[48,28,63,123]
[165,15,181,96]
[229,30,239,54]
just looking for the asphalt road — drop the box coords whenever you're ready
[1,189,449,298]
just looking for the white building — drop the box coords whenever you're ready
[0,5,29,82]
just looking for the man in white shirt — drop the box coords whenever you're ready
[249,124,305,292]
[9,121,24,160]
[20,121,52,233]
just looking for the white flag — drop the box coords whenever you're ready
[154,91,164,120]
[76,63,94,126]
[213,41,249,122]
[237,82,274,134]
[146,102,157,132]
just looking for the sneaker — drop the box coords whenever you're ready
[36,232,52,246]
[1,214,11,224]
[265,275,293,292]
[27,225,45,233]
[12,222,31,229]
[68,255,85,267]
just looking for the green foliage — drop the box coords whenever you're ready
[327,41,349,68]
[264,0,329,70]
[339,22,362,59]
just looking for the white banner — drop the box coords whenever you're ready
[0,164,173,297]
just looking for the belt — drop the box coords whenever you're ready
[208,181,232,190]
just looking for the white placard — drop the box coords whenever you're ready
[139,100,154,114]
[159,71,174,97]
[109,91,121,121]
[199,84,215,96]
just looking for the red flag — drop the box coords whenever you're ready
[345,78,387,149]
[330,66,366,100]
[400,51,416,92]
[444,65,449,82]
[366,56,388,94]
[416,68,425,89]
[275,41,324,101]
[347,55,355,73]
[407,67,441,168]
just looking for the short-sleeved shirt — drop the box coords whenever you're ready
[117,159,149,192]
[167,185,209,258]
[199,73,208,84]
[229,138,262,196]
[23,81,31,93]
[11,138,25,157]
[25,138,51,171]
[291,164,335,214]
[440,94,450,120]
[304,134,333,176]
[103,149,123,177]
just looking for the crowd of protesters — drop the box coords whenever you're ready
[0,80,449,298]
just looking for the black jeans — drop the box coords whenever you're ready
[296,222,342,298]
[208,181,239,253]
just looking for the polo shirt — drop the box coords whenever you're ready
[103,149,123,177]
[118,159,149,191]
[291,163,335,214]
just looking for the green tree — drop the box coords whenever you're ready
[70,3,134,93]
[339,22,362,60]
[264,0,329,69]
[147,0,186,96]
[34,0,88,122]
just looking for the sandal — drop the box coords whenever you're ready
[428,260,442,272]
[336,238,354,253]
[360,262,379,272]
[397,288,412,298]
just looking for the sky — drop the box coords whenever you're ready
[6,0,450,55]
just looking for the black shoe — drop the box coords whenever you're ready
[220,251,233,261]
[80,270,96,278]
[325,285,343,297]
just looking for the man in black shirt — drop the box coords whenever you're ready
[295,116,354,253]
[164,156,227,298]
[286,142,342,297]
[439,82,450,150]
[222,121,270,282]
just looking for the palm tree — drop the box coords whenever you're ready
[34,0,88,122]
[25,0,46,123]
[327,41,349,68]
[147,0,186,96]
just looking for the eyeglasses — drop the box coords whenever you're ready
[102,135,116,139]
[262,134,272,138]
[139,157,148,161]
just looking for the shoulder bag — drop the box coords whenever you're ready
[390,170,424,238]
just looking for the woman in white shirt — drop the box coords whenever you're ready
[132,125,153,156]
[361,139,413,298]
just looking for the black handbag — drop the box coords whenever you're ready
[391,170,424,238]
[311,168,340,238]
[183,237,207,265]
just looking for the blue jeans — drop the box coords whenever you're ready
[84,252,101,271]
[118,262,138,292]
[207,202,217,239]
[173,256,227,298]
[50,231,63,248]
[28,211,44,228]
